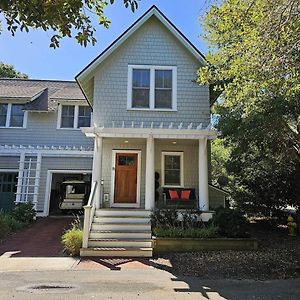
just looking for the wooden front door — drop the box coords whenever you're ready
[114,153,138,204]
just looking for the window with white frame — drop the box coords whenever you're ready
[58,104,92,129]
[128,65,177,110]
[161,152,184,187]
[0,103,26,128]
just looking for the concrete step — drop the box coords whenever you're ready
[95,209,151,218]
[91,223,151,231]
[93,216,151,224]
[90,230,152,239]
[88,238,153,248]
[80,247,153,257]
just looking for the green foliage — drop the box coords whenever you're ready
[0,0,140,48]
[12,202,36,225]
[0,62,28,78]
[0,215,10,239]
[199,0,300,216]
[0,211,28,239]
[151,208,179,228]
[213,208,249,238]
[153,225,219,238]
[0,213,24,231]
[62,226,83,256]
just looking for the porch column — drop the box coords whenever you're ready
[145,135,155,210]
[92,136,103,209]
[199,138,209,211]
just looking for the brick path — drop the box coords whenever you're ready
[0,217,72,257]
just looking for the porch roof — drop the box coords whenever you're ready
[81,122,218,140]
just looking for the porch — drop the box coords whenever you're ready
[80,122,218,257]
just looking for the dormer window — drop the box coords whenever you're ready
[0,103,27,128]
[57,104,92,129]
[127,65,177,111]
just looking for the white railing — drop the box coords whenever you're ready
[82,181,98,248]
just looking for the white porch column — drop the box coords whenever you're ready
[199,138,209,211]
[145,135,155,210]
[92,136,103,209]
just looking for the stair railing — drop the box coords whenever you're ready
[82,181,98,248]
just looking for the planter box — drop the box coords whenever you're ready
[153,237,258,253]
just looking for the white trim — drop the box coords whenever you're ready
[76,6,205,83]
[0,169,19,173]
[161,151,184,188]
[127,65,177,111]
[0,103,27,129]
[43,169,92,217]
[82,126,218,140]
[110,150,141,208]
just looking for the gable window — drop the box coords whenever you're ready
[58,104,91,129]
[161,152,184,187]
[0,103,27,128]
[128,65,177,111]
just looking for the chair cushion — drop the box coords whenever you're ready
[181,190,191,200]
[169,190,179,200]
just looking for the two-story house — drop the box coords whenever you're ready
[0,6,227,257]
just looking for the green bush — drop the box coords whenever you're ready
[12,202,36,225]
[0,213,24,231]
[61,226,83,256]
[61,217,83,256]
[212,207,249,238]
[0,216,10,239]
[153,225,219,238]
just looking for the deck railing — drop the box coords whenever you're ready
[82,181,98,248]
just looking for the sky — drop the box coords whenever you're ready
[0,0,210,81]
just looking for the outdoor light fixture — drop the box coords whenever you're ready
[124,140,129,143]
[172,141,177,144]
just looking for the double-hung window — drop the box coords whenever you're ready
[128,65,177,110]
[161,152,184,187]
[58,104,92,129]
[0,103,26,128]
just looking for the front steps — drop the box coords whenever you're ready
[80,209,153,257]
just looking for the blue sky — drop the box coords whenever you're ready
[0,0,209,80]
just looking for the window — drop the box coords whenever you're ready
[128,65,177,110]
[0,103,26,128]
[58,104,91,129]
[78,106,92,127]
[161,152,184,187]
[0,104,7,127]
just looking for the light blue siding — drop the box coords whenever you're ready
[93,16,210,128]
[0,111,93,148]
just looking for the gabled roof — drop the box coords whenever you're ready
[76,5,206,104]
[0,79,86,112]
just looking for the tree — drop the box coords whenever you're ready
[199,0,300,216]
[0,62,28,78]
[0,0,139,48]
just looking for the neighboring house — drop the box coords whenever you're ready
[0,79,93,215]
[0,6,227,257]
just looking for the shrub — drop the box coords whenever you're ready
[0,213,24,231]
[212,207,249,238]
[153,225,219,238]
[61,216,83,256]
[12,202,36,225]
[151,208,203,229]
[0,216,10,239]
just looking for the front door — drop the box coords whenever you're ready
[113,152,139,206]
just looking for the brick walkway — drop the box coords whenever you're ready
[0,217,72,257]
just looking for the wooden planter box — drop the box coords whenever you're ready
[153,237,258,253]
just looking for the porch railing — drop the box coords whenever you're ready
[82,181,98,248]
